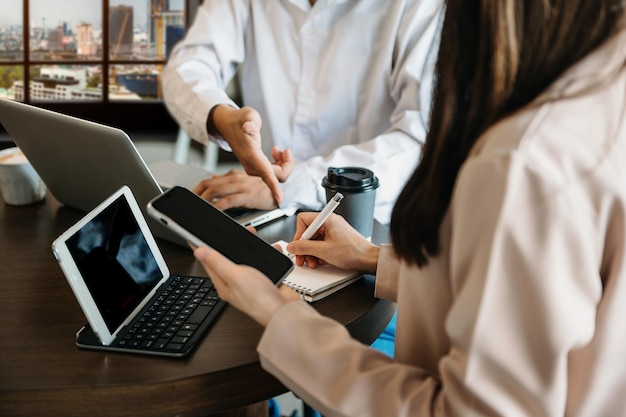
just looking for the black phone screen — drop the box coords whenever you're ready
[149,186,293,284]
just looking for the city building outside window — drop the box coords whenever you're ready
[0,0,190,131]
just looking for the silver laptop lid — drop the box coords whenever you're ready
[0,99,162,213]
[0,99,190,246]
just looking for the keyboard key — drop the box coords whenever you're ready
[167,342,184,351]
[187,306,212,324]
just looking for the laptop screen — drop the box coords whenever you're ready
[64,194,162,333]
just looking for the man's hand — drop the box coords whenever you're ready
[270,146,295,182]
[211,105,294,203]
[193,169,278,211]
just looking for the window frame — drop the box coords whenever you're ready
[0,0,196,132]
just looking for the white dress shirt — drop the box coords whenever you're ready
[162,0,443,222]
[256,28,626,417]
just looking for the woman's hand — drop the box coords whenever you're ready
[193,245,300,327]
[286,212,380,274]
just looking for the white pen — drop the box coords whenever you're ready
[300,192,344,240]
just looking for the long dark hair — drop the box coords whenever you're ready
[391,0,625,266]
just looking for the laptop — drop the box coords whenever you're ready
[0,99,286,247]
[52,185,227,357]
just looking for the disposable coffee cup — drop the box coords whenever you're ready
[322,167,379,240]
[0,147,46,205]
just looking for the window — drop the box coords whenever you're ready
[0,0,194,131]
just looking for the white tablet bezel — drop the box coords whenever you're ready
[51,185,171,346]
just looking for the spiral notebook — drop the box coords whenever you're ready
[275,240,362,302]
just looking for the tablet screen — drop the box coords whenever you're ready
[65,194,161,333]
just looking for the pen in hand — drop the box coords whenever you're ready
[283,192,343,260]
[300,192,344,240]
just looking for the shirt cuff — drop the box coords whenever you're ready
[278,162,326,216]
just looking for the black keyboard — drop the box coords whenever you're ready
[114,275,226,355]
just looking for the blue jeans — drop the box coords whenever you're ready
[370,311,397,358]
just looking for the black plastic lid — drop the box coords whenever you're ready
[322,167,379,193]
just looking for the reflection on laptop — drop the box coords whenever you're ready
[51,186,227,357]
[0,99,286,247]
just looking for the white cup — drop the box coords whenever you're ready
[0,147,46,205]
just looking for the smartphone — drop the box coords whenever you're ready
[147,186,294,285]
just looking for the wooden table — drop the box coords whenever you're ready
[0,192,395,417]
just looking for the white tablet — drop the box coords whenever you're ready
[51,185,171,346]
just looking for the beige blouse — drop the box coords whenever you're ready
[258,28,626,417]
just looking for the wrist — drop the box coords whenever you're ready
[258,293,293,327]
[206,104,235,138]
[360,244,380,275]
